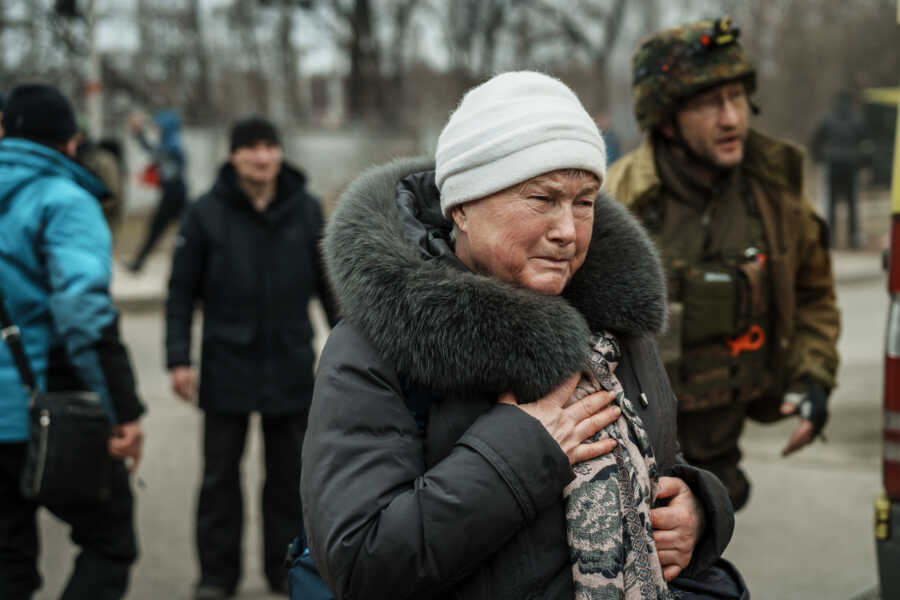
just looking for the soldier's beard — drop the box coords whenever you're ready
[671,122,745,174]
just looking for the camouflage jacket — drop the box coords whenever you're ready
[605,129,840,393]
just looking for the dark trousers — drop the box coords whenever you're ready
[131,178,187,270]
[826,163,860,249]
[196,412,306,591]
[678,403,750,511]
[677,391,785,511]
[0,443,137,600]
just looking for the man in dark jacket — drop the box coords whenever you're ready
[811,90,870,248]
[0,84,145,599]
[166,116,338,599]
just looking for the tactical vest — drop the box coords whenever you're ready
[641,170,774,413]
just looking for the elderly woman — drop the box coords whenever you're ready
[301,72,736,599]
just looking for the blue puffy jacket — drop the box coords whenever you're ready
[0,138,139,441]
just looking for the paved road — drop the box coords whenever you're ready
[724,272,887,599]
[35,270,887,599]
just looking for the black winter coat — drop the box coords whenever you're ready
[166,162,337,415]
[301,158,734,599]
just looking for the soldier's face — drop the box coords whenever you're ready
[674,82,749,168]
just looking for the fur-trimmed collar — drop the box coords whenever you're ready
[323,157,665,402]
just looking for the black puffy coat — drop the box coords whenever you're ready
[166,162,337,415]
[301,158,734,599]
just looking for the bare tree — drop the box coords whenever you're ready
[287,0,387,121]
[186,0,216,122]
[443,0,511,78]
[0,0,892,140]
[527,0,629,110]
[387,0,421,91]
[229,0,271,114]
[258,0,311,122]
[343,0,384,119]
[278,0,304,122]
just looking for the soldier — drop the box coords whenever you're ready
[606,17,840,510]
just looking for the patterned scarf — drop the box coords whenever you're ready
[563,331,671,599]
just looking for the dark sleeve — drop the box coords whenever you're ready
[787,201,840,390]
[306,195,340,326]
[301,323,573,600]
[165,206,206,368]
[46,317,145,424]
[662,459,735,577]
[95,316,145,423]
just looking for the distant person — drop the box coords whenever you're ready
[165,116,338,600]
[125,110,187,272]
[0,84,145,599]
[606,17,840,511]
[596,111,622,164]
[811,90,869,249]
[77,134,127,234]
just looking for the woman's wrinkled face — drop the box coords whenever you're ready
[451,169,600,295]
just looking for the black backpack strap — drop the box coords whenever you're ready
[0,291,38,400]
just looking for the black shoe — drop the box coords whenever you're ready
[194,583,233,600]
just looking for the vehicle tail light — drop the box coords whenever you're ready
[890,215,900,292]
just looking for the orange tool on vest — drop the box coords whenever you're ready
[726,325,766,357]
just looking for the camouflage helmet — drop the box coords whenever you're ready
[632,17,756,131]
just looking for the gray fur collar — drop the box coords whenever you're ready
[323,157,665,402]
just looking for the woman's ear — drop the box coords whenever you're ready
[450,204,468,232]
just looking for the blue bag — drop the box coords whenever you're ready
[288,381,436,600]
[288,536,335,600]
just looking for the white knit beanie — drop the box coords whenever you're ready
[435,71,607,217]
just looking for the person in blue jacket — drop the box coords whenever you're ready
[0,84,145,600]
[125,109,188,272]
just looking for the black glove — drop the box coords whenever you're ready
[783,378,830,438]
